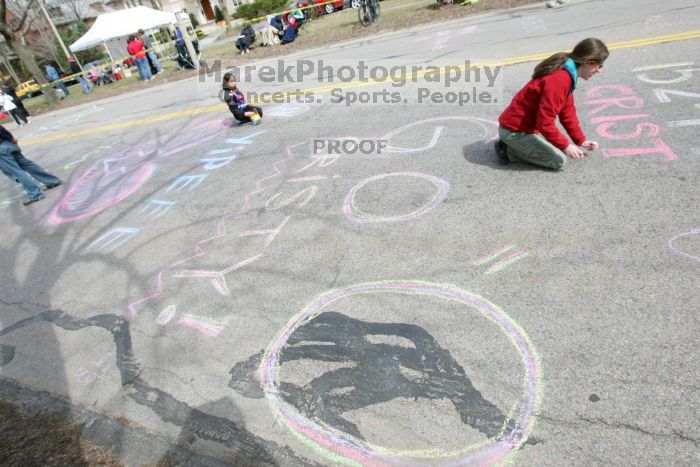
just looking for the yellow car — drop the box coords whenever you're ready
[16,80,42,99]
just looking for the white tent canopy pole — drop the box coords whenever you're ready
[70,6,177,52]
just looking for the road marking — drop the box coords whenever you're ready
[22,29,700,147]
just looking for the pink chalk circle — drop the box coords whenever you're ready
[260,281,541,466]
[49,161,155,225]
[343,172,450,223]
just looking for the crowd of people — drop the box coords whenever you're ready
[236,9,304,53]
[0,2,612,208]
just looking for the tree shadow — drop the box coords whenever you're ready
[0,116,273,463]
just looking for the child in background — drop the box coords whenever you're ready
[0,90,29,126]
[222,72,263,126]
[495,38,609,170]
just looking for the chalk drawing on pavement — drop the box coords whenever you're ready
[473,245,530,275]
[49,161,155,225]
[48,119,234,225]
[668,227,700,262]
[343,172,450,223]
[74,352,113,384]
[0,311,309,464]
[265,103,310,118]
[259,281,541,466]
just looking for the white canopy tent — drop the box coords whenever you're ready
[69,6,177,53]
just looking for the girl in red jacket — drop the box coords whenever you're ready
[496,38,609,170]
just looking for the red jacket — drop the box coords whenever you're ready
[499,69,586,150]
[127,40,146,59]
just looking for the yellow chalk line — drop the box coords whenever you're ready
[22,29,700,147]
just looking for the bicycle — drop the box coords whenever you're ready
[358,0,380,26]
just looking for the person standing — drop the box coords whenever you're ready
[127,34,153,81]
[1,81,30,118]
[0,125,61,206]
[0,90,29,126]
[68,55,92,94]
[138,29,162,75]
[495,38,609,170]
[44,63,69,98]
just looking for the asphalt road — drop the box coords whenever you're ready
[1,0,698,465]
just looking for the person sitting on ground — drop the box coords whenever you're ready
[222,72,263,126]
[289,7,305,27]
[236,22,256,55]
[495,38,609,170]
[281,18,299,45]
[260,16,284,46]
[271,15,284,32]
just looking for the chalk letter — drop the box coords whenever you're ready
[139,199,176,218]
[583,96,644,115]
[89,227,140,252]
[239,216,291,247]
[200,156,237,170]
[266,187,318,210]
[603,138,678,161]
[167,174,208,192]
[596,122,660,140]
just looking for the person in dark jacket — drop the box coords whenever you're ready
[0,125,62,205]
[281,18,299,45]
[221,72,262,125]
[68,56,92,94]
[495,38,609,170]
[236,22,255,54]
[1,81,29,117]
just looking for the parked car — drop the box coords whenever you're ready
[283,0,345,26]
[313,0,345,14]
[16,80,41,99]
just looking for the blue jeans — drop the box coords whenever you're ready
[0,141,61,200]
[135,57,152,80]
[78,76,92,93]
[147,51,162,73]
[54,80,69,96]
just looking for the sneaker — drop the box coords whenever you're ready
[23,196,45,206]
[494,139,510,165]
[44,181,62,191]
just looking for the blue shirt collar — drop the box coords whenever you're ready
[563,58,578,90]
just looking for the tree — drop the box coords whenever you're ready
[220,3,232,29]
[0,0,58,105]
